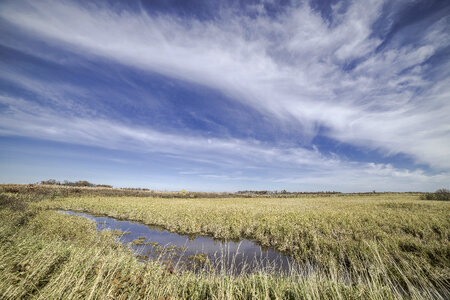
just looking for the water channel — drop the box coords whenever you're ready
[59,210,294,274]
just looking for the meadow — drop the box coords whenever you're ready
[0,185,449,299]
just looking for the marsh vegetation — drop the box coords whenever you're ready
[0,185,449,299]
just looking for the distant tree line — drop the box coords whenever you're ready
[235,190,341,195]
[119,187,151,191]
[39,179,112,188]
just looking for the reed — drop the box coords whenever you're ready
[0,188,448,299]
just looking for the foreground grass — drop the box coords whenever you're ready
[1,188,449,299]
[42,194,449,273]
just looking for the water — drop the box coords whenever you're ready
[59,210,293,273]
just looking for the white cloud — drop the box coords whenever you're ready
[0,95,337,169]
[1,95,448,192]
[0,0,449,189]
[274,163,450,192]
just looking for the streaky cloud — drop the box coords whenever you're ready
[0,0,449,191]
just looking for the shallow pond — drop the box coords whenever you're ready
[59,210,294,274]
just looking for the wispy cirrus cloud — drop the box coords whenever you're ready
[0,95,339,169]
[1,94,449,192]
[0,0,449,190]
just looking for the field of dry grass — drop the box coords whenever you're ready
[1,185,449,299]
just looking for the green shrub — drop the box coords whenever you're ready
[420,188,450,201]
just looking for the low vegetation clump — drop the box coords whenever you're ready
[421,188,450,201]
[0,185,449,299]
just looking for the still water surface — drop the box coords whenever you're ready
[59,210,293,273]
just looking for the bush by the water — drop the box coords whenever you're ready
[421,188,450,201]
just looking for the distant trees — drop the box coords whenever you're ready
[40,179,112,188]
[235,190,341,195]
[74,181,92,187]
[40,179,58,185]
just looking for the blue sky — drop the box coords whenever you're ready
[0,0,449,192]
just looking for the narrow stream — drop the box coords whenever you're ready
[59,210,294,274]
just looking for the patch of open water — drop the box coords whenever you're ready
[59,210,294,274]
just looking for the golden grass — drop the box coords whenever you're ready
[1,188,449,299]
[42,195,448,258]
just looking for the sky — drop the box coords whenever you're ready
[0,0,449,192]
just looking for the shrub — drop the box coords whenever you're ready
[434,188,450,200]
[74,180,94,187]
[41,179,59,185]
[0,193,28,211]
[420,188,450,201]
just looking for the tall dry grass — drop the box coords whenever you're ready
[0,187,449,299]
